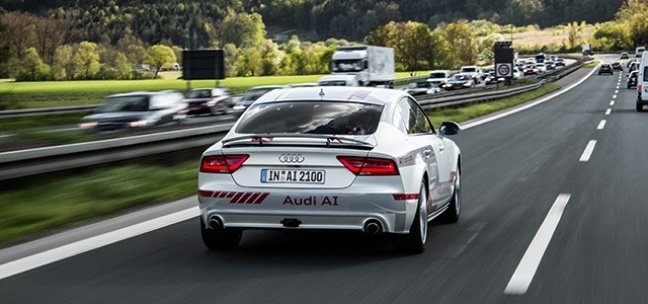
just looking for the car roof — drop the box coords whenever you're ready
[108,91,177,98]
[254,86,405,106]
[248,85,286,90]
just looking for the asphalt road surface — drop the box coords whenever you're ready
[1,63,646,303]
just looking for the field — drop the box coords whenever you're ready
[507,24,596,52]
[0,72,422,109]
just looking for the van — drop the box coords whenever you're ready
[636,52,648,111]
[636,46,645,58]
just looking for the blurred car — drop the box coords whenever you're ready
[611,61,623,71]
[627,59,639,68]
[555,58,566,67]
[288,83,317,88]
[629,61,640,72]
[459,65,484,83]
[184,87,231,116]
[403,80,435,96]
[513,67,523,79]
[426,70,451,87]
[79,91,186,132]
[598,63,613,75]
[232,85,285,115]
[523,64,539,75]
[197,86,462,253]
[535,63,547,73]
[484,72,504,85]
[441,73,475,90]
[621,52,630,59]
[544,60,555,70]
[627,70,638,89]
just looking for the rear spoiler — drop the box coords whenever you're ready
[222,134,376,149]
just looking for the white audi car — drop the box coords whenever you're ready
[198,86,462,253]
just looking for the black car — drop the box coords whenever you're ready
[232,85,285,115]
[598,63,613,75]
[628,71,638,89]
[79,91,187,132]
[440,73,475,90]
[184,88,231,116]
[611,62,623,71]
[621,52,630,59]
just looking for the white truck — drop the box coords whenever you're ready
[330,45,395,87]
[582,43,594,56]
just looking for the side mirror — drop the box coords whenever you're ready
[439,121,461,136]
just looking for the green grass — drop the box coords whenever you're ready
[0,72,421,110]
[0,81,562,246]
[0,113,86,131]
[0,160,199,245]
[582,60,600,68]
[427,83,561,126]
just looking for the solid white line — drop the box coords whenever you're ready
[504,194,572,295]
[0,207,199,281]
[610,100,615,106]
[579,140,597,162]
[597,120,606,130]
[605,108,612,115]
[462,66,598,130]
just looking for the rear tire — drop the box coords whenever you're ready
[438,168,461,224]
[200,219,242,250]
[637,104,644,112]
[393,182,427,254]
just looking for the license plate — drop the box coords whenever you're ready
[260,169,325,184]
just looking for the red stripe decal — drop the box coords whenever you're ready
[198,190,214,197]
[393,193,420,200]
[231,192,244,204]
[238,192,253,204]
[254,192,270,204]
[219,192,228,198]
[450,171,457,183]
[226,192,235,198]
[246,192,261,204]
[212,191,221,198]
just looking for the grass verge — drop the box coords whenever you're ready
[0,81,562,246]
[582,60,600,68]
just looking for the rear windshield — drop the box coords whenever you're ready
[186,89,212,98]
[235,101,384,135]
[428,72,447,78]
[97,96,150,112]
[461,67,476,73]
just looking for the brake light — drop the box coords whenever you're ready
[200,154,249,173]
[337,156,399,176]
[639,84,642,93]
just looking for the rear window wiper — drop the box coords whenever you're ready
[222,134,375,148]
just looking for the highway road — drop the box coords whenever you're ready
[1,61,646,303]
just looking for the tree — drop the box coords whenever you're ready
[53,44,76,80]
[218,9,266,48]
[143,44,176,78]
[441,20,479,68]
[74,41,100,79]
[16,47,50,81]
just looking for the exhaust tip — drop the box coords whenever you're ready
[208,217,222,230]
[364,220,381,234]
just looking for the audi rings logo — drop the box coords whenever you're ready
[279,153,305,163]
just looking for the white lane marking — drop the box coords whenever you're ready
[605,108,612,115]
[614,90,618,94]
[0,207,199,281]
[597,120,606,130]
[612,94,617,99]
[462,66,598,130]
[616,86,620,89]
[610,100,615,106]
[579,140,597,162]
[504,194,572,295]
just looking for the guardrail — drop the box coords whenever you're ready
[0,58,586,180]
[0,105,97,118]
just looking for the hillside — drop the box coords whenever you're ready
[0,0,623,43]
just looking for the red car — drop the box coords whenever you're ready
[611,62,623,71]
[184,88,231,116]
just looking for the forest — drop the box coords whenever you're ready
[0,0,645,81]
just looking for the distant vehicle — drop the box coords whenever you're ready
[184,88,231,116]
[288,83,317,88]
[555,58,566,67]
[441,73,475,90]
[535,53,546,63]
[513,67,522,79]
[232,85,285,115]
[598,63,613,75]
[426,70,451,87]
[544,60,555,70]
[636,46,646,58]
[317,74,361,87]
[627,70,638,89]
[484,72,504,85]
[172,63,181,71]
[611,62,623,71]
[637,52,648,111]
[331,45,395,86]
[582,43,594,56]
[629,61,640,72]
[523,64,538,75]
[402,81,435,96]
[459,65,484,83]
[535,63,547,73]
[79,91,186,132]
[197,86,462,253]
[621,52,630,60]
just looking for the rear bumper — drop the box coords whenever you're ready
[198,190,417,234]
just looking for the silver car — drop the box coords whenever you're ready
[198,87,462,253]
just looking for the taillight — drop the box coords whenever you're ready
[639,84,642,93]
[200,154,249,173]
[337,156,399,176]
